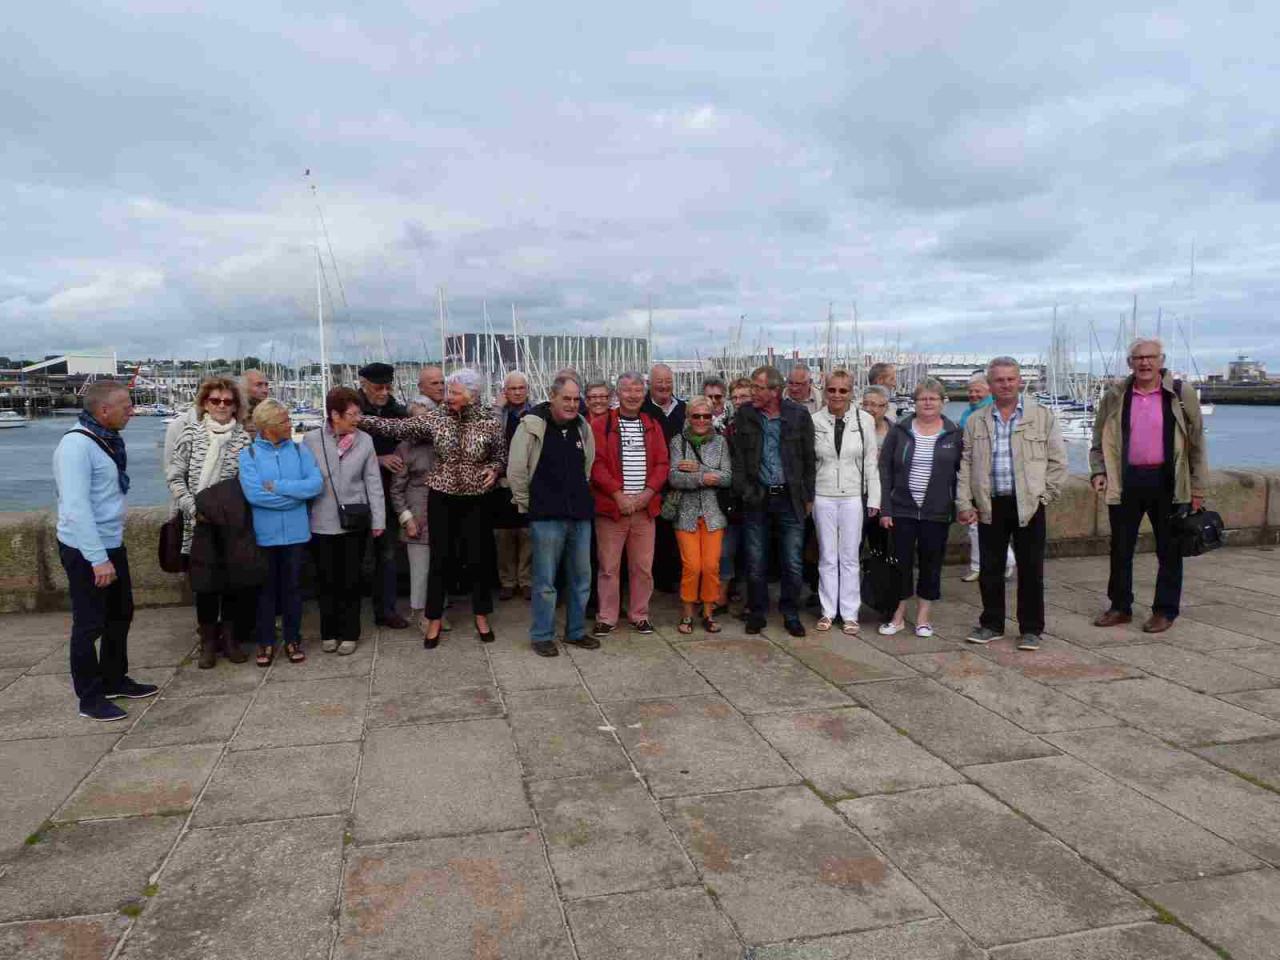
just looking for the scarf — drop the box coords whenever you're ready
[77,410,130,494]
[196,416,237,493]
[685,430,711,449]
[337,431,356,457]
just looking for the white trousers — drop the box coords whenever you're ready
[967,522,1014,573]
[405,542,430,611]
[814,495,864,621]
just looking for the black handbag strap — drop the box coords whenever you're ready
[69,428,115,459]
[319,428,369,515]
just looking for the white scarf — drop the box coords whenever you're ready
[196,416,237,494]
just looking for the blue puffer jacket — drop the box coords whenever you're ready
[238,437,324,547]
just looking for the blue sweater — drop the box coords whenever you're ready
[54,432,127,565]
[238,438,324,547]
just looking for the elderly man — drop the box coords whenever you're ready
[415,365,445,410]
[508,375,597,656]
[868,362,898,419]
[494,371,534,600]
[241,369,270,412]
[732,365,817,637]
[958,357,1067,651]
[54,381,158,720]
[959,373,1014,583]
[591,372,669,636]
[641,363,685,593]
[358,362,410,629]
[1090,338,1208,633]
[786,363,821,414]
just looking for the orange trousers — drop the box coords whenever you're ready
[676,518,724,605]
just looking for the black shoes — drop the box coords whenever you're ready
[630,620,655,635]
[784,618,806,638]
[105,678,159,700]
[562,635,601,650]
[79,699,128,721]
[475,620,496,643]
[592,621,616,637]
[745,616,766,634]
[532,641,559,657]
[498,586,515,601]
[380,613,410,630]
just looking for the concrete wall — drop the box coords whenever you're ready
[4,470,1279,614]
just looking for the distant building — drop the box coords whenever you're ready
[1227,355,1267,382]
[20,351,120,377]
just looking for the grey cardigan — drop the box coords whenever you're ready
[666,431,733,532]
[302,427,386,535]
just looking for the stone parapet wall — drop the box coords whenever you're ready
[3,470,1278,613]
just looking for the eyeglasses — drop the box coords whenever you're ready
[689,413,713,421]
[826,387,850,394]
[1130,354,1162,362]
[206,397,236,407]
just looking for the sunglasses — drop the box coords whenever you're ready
[688,413,713,421]
[826,387,850,394]
[206,397,236,407]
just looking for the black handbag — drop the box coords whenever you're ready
[319,430,372,532]
[856,412,899,617]
[1173,507,1224,557]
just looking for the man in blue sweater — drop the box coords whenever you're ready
[53,381,157,721]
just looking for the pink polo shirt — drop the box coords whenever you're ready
[1128,386,1164,467]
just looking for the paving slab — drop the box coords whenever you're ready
[0,816,184,921]
[489,643,584,691]
[750,707,964,798]
[988,921,1222,959]
[194,742,359,826]
[603,695,799,798]
[28,627,196,674]
[0,674,141,741]
[506,687,630,781]
[747,918,985,959]
[0,734,116,850]
[571,634,714,701]
[1103,642,1273,693]
[266,639,375,682]
[162,660,264,698]
[966,755,1260,884]
[1046,726,1280,864]
[0,630,66,669]
[1178,602,1280,642]
[566,887,741,960]
[849,678,1057,766]
[839,784,1150,947]
[118,693,250,748]
[859,625,960,656]
[1219,686,1280,719]
[1194,738,1280,789]
[674,638,851,714]
[771,631,917,684]
[368,683,503,728]
[0,668,25,693]
[532,770,696,899]
[1143,618,1273,654]
[1058,676,1280,744]
[0,914,129,960]
[665,785,935,943]
[120,816,343,960]
[54,743,222,821]
[231,675,367,750]
[372,636,492,694]
[1044,609,1150,648]
[1140,869,1280,960]
[965,633,1137,683]
[355,718,531,842]
[902,651,1117,733]
[337,830,572,959]
[1216,644,1280,679]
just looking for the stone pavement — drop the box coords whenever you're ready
[2,548,1279,959]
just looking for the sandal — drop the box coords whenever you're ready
[255,645,274,668]
[842,620,860,636]
[285,642,306,664]
[702,617,722,633]
[677,617,694,635]
[815,616,833,632]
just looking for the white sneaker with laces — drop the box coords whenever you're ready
[877,621,905,636]
[961,571,980,583]
[914,623,934,638]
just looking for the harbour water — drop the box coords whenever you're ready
[1,404,1277,511]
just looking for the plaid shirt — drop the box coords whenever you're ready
[991,400,1022,496]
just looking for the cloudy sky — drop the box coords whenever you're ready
[4,0,1278,372]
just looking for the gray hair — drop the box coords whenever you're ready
[868,362,896,385]
[862,384,891,401]
[446,368,483,403]
[967,372,989,386]
[554,367,581,385]
[503,370,529,388]
[985,356,1021,379]
[585,379,611,396]
[649,363,672,377]
[1128,337,1165,358]
[701,375,726,392]
[548,374,581,398]
[616,371,645,389]
[82,379,129,413]
[751,365,784,391]
[913,377,947,401]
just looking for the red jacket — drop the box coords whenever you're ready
[590,409,669,520]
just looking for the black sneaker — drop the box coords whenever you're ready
[592,621,616,638]
[745,616,766,634]
[630,620,655,635]
[79,699,128,722]
[966,626,1002,645]
[562,635,601,650]
[784,618,806,638]
[531,641,560,657]
[1017,633,1042,651]
[105,678,159,700]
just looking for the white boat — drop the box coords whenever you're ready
[0,410,30,429]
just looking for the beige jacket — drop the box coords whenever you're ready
[1088,372,1208,506]
[957,396,1068,526]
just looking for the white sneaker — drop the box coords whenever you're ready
[961,571,980,583]
[321,638,338,653]
[877,621,905,636]
[336,640,358,656]
[1005,566,1016,580]
[914,624,934,638]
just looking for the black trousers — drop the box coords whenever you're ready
[1107,467,1183,619]
[426,490,495,619]
[59,542,133,707]
[312,532,368,644]
[194,588,257,633]
[370,495,399,622]
[652,516,680,592]
[978,497,1047,636]
[890,517,948,603]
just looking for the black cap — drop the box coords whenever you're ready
[358,362,395,385]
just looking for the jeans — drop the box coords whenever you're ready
[312,532,368,644]
[743,495,805,620]
[1107,467,1183,618]
[813,495,864,620]
[719,523,741,581]
[530,519,592,643]
[978,498,1047,635]
[890,516,949,602]
[371,510,399,621]
[257,544,305,647]
[59,542,133,707]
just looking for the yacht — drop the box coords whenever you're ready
[0,410,30,429]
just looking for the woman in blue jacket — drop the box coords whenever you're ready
[238,399,323,665]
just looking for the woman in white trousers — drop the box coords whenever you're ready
[811,370,881,634]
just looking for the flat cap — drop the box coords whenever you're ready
[358,362,395,384]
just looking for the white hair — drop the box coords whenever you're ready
[503,370,528,388]
[986,356,1021,379]
[446,368,484,403]
[967,372,989,386]
[1128,337,1165,358]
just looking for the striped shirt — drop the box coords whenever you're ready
[618,416,648,493]
[992,401,1022,496]
[909,427,938,506]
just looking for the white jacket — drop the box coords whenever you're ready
[812,407,881,503]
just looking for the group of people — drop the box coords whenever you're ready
[53,337,1207,718]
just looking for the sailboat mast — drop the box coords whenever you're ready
[316,246,329,394]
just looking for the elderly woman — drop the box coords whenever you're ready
[303,387,386,657]
[877,378,963,638]
[667,396,733,634]
[389,401,437,628]
[239,399,323,665]
[861,385,893,448]
[812,369,881,634]
[584,380,613,424]
[360,369,505,648]
[167,376,253,667]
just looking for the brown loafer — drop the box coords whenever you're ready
[1142,613,1174,633]
[1092,610,1132,628]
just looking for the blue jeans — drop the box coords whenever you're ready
[530,519,592,643]
[719,523,741,581]
[257,544,305,647]
[744,497,805,620]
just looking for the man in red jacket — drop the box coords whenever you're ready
[590,371,669,637]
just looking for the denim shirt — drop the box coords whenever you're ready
[757,414,784,486]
